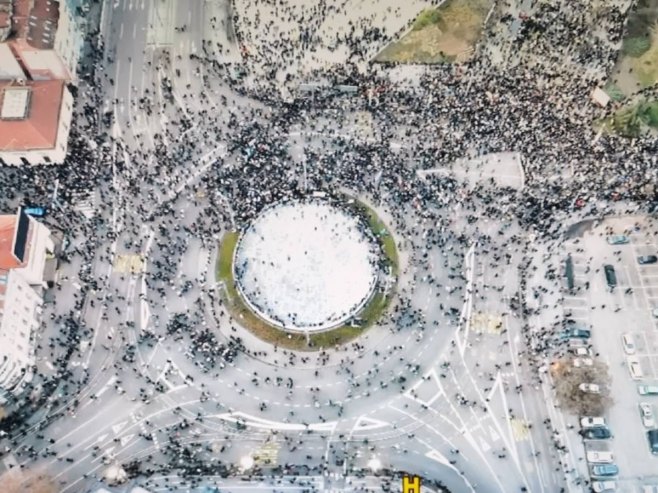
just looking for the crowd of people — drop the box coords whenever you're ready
[0,0,656,491]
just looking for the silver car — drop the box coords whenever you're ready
[640,403,655,428]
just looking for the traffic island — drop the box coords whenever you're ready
[215,196,398,351]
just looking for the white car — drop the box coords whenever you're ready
[592,480,616,492]
[586,451,614,463]
[572,347,592,357]
[622,333,636,355]
[581,416,606,428]
[573,357,593,367]
[640,403,655,428]
[579,383,601,394]
[628,356,644,380]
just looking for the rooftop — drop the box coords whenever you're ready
[0,79,65,152]
[0,86,30,119]
[0,43,25,80]
[0,214,20,270]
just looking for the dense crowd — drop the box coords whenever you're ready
[0,0,656,492]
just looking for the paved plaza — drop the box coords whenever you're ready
[234,199,380,331]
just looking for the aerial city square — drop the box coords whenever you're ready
[1,0,658,492]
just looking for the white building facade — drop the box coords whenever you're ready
[0,211,53,401]
[0,268,41,397]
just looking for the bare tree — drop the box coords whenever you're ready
[552,358,613,416]
[0,468,58,493]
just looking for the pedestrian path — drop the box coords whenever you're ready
[71,190,97,219]
[114,254,146,274]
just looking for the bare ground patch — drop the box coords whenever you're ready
[375,0,492,64]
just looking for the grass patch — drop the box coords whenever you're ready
[609,0,658,95]
[641,99,658,127]
[595,98,658,137]
[215,200,398,351]
[603,83,626,103]
[375,0,492,64]
[353,202,399,276]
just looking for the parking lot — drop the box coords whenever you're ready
[562,215,658,492]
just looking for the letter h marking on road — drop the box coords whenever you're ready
[403,475,421,493]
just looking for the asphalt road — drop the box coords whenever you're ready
[2,2,572,493]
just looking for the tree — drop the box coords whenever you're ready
[0,469,58,493]
[552,358,613,416]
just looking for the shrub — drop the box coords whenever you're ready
[622,36,651,57]
[640,100,658,127]
[413,9,443,31]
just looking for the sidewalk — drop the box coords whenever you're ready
[525,238,592,493]
[202,0,242,63]
[232,0,435,82]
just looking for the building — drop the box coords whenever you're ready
[0,0,86,165]
[0,78,73,165]
[1,0,85,81]
[0,208,54,401]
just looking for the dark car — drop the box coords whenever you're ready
[648,429,658,455]
[561,326,591,340]
[581,427,612,440]
[638,255,658,265]
[603,264,617,288]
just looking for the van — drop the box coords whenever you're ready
[586,451,614,463]
[604,264,617,288]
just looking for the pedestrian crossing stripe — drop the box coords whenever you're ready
[471,312,503,334]
[510,418,530,441]
[254,442,279,465]
[114,254,145,274]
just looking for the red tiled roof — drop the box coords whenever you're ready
[0,79,64,151]
[0,215,19,270]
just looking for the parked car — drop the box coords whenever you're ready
[604,264,617,288]
[648,429,658,455]
[581,416,606,428]
[606,235,629,245]
[579,383,601,394]
[590,464,619,478]
[638,384,658,396]
[628,356,644,380]
[562,327,591,339]
[586,451,614,463]
[573,357,593,367]
[622,333,636,355]
[652,307,658,318]
[592,480,616,492]
[638,255,658,265]
[572,347,592,357]
[640,403,655,428]
[581,427,612,440]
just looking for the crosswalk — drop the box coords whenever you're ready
[71,190,96,219]
[254,441,279,465]
[114,254,146,274]
[510,418,530,442]
[471,311,504,334]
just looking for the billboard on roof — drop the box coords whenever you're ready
[12,207,30,263]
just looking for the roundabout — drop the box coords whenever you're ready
[233,198,380,332]
[218,195,399,349]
